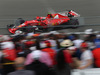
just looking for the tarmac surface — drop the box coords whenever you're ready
[0,0,100,34]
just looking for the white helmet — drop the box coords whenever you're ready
[60,39,73,47]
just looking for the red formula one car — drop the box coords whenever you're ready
[7,10,80,34]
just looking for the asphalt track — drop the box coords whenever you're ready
[0,0,100,34]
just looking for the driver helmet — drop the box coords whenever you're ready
[47,13,53,18]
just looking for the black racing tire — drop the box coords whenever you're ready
[18,25,34,33]
[36,25,44,30]
[47,26,54,32]
[67,18,79,28]
[36,25,48,32]
[36,25,54,32]
[19,25,44,33]
[15,18,25,26]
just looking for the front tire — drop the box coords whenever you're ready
[15,18,25,26]
[47,26,54,32]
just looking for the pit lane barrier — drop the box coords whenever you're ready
[0,24,100,35]
[71,68,100,75]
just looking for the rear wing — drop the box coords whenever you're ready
[58,10,80,17]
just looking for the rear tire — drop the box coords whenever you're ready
[47,26,54,32]
[67,18,79,28]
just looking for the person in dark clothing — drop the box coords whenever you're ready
[0,48,4,75]
[17,41,35,58]
[54,49,71,75]
[0,49,15,75]
[25,38,53,75]
[25,60,52,75]
[15,18,25,26]
[53,39,74,75]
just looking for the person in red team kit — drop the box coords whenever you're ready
[92,48,100,68]
[41,40,56,66]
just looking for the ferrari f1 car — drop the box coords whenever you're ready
[7,10,80,34]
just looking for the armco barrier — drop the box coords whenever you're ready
[72,68,100,75]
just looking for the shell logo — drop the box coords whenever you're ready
[52,23,55,25]
[18,25,21,27]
